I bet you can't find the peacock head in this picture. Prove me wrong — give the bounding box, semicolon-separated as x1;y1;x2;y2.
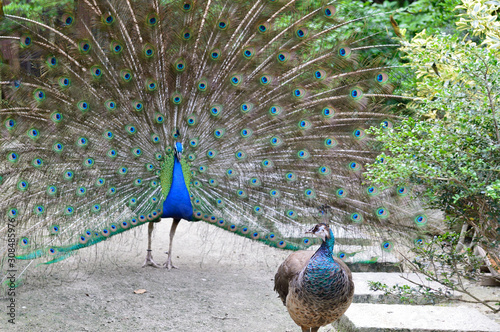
306;223;333;244
175;142;183;161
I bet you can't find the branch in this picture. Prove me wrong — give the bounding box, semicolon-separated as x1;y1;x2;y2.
399;251;500;312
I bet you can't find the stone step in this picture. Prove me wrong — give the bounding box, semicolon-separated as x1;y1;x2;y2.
347;262;401;273
329;227;406;271
331;226;374;246
480;273;500;286
352;272;461;304
335;237;374;246
333;303;500;332
334;246;400;272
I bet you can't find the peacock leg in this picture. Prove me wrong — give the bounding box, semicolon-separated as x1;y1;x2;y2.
142;221;161;268
164;218;180;270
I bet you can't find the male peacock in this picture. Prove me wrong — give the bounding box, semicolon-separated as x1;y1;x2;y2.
275;222;354;332
0;0;428;284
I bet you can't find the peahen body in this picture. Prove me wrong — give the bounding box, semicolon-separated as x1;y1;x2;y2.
275;223;354;332
0;0;428;285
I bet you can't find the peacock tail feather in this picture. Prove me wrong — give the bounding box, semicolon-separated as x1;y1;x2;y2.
0;0;431;279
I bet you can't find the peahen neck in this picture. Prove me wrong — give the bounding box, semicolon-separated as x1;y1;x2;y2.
320;229;336;253
302;229;341;296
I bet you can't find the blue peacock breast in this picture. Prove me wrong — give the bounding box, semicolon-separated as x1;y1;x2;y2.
160;143;194;221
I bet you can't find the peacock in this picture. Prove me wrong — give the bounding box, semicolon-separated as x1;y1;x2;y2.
0;0;429;286
274;222;354;332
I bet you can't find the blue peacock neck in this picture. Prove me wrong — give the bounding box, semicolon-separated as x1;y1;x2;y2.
160;142;194;221
302;228;341;296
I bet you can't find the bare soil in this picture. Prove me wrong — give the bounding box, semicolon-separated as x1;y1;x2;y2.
2;219;320;332
2;219;498;331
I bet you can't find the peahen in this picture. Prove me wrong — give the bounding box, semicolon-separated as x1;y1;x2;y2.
274;222;354;332
0;0;428;284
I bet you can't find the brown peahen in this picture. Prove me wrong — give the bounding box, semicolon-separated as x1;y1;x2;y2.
0;0;429;295
275;222;354;332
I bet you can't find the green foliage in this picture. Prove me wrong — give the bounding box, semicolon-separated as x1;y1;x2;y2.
3;0;75;20
393;0;462;36
368;281;444;305
365;1;500;310
367;38;500;211
366;0;500;250
456;0;500;49
329;0;464;95
331;0;462;39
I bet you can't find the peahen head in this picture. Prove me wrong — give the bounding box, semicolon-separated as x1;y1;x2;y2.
306;223;335;250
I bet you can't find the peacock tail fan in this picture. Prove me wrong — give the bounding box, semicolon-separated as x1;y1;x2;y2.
0;0;431;281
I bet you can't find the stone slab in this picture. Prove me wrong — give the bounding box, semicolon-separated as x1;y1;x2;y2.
352;272;461;304
334;245;400;272
333;303;500;332
348;262;401;273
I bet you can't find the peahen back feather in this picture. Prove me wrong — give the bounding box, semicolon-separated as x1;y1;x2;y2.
0;0;429;280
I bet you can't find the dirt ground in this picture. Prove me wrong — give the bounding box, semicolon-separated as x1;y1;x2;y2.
2;219;499;332
1;219;324;332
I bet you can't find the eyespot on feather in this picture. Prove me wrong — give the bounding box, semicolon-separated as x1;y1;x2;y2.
381;241;394;252
143;44;155;58
230;74;243;86
376;72;389;84
240;102;253;114
217;18;229;30
146;79;158;91
366;186;379;196
375;207;390;219
338;46;351;58
174;58;187;72
350;212;363;223
295;27;309;39
58;76;71;88
276;50;290;63
242;46;255;59
171;92;182;104
210;48;221;60
61;13;75;27
78;40;91;53
110;40;123;54
46;55;58;68
132;100;144;112
323;5;336;18
414;214;428;227
350;87;363;100
336;188;347;198
102;13;115;25
90;66;103;79
181;1;194;12
146;12;159;26
181;28;192;40
257;22;270;34
20;34;32;48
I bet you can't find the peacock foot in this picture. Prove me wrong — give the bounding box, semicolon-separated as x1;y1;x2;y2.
142;250;162;268
163;251;178;270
